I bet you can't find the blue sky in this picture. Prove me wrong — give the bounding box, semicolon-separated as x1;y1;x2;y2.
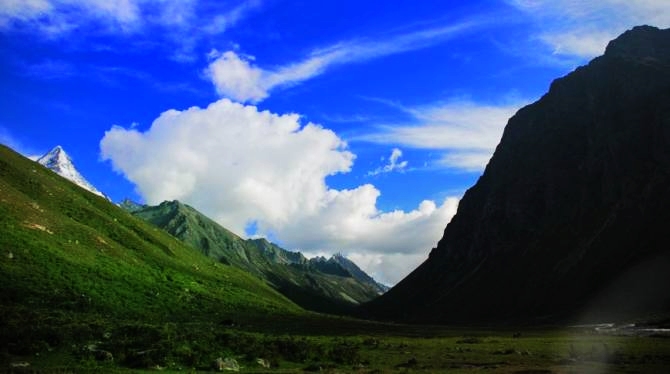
1;0;668;284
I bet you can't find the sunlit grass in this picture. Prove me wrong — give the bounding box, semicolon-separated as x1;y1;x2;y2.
2;144;669;372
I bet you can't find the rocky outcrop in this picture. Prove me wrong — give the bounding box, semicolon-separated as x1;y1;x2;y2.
362;26;670;324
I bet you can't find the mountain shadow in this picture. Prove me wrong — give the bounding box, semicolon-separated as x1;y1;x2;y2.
361;25;670;325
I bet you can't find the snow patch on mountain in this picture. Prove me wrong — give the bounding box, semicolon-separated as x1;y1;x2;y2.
37;146;108;199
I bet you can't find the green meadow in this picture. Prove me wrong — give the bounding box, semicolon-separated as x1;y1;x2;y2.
1;143;669;372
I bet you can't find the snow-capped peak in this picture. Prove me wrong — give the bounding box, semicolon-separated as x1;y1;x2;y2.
37;145;108;199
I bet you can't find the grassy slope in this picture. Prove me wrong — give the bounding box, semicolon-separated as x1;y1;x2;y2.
131;201;382;314
1;144;669;372
0;144;303;366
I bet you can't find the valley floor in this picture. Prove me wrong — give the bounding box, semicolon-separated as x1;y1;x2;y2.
4;315;670;373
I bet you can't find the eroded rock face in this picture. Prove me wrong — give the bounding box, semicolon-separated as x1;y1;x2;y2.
363;26;670;324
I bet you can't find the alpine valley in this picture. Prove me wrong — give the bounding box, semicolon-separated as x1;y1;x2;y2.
2;26;670;373
34;144;388;314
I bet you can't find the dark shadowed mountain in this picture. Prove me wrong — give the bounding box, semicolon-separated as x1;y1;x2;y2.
127;200;386;314
362;26;670;325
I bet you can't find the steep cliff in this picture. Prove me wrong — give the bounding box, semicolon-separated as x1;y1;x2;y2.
363;26;670;324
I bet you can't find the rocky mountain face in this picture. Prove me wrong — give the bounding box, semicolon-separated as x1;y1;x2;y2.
127;200;386;314
362;26;670;324
118;198;146;212
329;254;389;294
36;145;108;199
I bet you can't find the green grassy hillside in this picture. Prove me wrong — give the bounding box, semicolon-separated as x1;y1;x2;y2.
2;145;669;372
0;144;304;367
130;200;384;314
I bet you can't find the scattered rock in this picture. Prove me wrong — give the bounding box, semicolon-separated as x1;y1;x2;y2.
303;363;322;372
94;350;113;361
220;319;237;327
256;358;270;368
396;357;418;368
6;251;13;259
362;337;380;347
214;357;239;371
23;222;53;234
85;343;113;361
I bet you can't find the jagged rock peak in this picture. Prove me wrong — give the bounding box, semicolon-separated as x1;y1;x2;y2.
119;198;146;212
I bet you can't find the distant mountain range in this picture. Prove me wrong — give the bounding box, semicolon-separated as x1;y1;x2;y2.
36;145;108;199
32;144;386;314
125;199;387;313
362;26;670;324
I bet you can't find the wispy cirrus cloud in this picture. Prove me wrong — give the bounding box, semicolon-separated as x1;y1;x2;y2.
356;99;528;172
205;19;486;102
203;0;261;34
367;148;408;176
0;0;260;34
0;0;262;60
508;0;670;58
0;0;142;34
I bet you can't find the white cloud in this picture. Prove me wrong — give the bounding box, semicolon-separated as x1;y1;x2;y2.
204;0;260;34
437;151;495;172
206;51;268;102
0;0;260;41
205;20;483;102
100;99;457;284
367;148;408;176
346;252;428;287
357;99;527;171
509;0;670;58
0;0;51;27
0;0;143;34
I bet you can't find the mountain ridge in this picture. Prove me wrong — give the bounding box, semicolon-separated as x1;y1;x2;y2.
126;199;387;314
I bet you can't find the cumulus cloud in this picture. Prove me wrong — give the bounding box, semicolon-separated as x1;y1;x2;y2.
205;20;483;102
357;99;527;171
509;0;670;58
205;51;268;102
367;148;408;176
100;99;457;285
